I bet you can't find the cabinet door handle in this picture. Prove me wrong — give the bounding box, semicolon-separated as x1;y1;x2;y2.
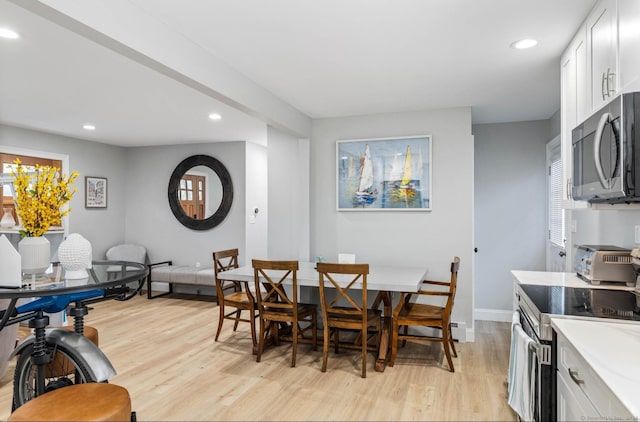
568;368;585;385
606;68;616;96
602;71;607;100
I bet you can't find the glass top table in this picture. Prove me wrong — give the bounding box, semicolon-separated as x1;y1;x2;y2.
0;260;148;299
0;260;149;330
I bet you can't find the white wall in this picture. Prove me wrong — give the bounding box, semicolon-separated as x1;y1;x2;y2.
266;126;311;261
571;208;640;252
124;142;246;267
0;124;127;258
245;141;268;263
473;120;549;315
310;108;475;336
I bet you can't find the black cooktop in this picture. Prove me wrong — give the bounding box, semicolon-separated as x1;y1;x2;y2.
520;284;640;321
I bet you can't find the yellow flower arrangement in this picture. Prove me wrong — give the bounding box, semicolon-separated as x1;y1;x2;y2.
11;159;79;237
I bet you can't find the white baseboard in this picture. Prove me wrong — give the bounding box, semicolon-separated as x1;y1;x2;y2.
149;282;215;296
475;308;513;322
464;327;475;343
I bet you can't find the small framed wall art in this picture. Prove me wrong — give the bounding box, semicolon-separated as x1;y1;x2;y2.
336;135;432;211
85;176;107;208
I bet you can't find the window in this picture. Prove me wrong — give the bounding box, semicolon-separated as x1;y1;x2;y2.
1;153;62;225
548;151;564;247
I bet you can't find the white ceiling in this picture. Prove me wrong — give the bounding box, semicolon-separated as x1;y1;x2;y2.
0;0;597;147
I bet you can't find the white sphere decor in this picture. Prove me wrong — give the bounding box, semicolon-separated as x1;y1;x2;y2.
58;233;92;279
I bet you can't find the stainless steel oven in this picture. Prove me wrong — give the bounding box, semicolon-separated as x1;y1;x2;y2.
513;283;640;421
515;285;555;422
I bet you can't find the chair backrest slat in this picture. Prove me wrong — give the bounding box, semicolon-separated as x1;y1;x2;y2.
317;262;369;318
252;260;299;311
213;248;239;277
446;256;460;315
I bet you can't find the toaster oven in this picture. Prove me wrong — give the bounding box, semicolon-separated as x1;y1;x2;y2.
574;245;635;286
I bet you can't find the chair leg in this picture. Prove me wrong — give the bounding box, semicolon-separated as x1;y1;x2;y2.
448;324;457;357
214;303;225;341
321;324;329;372
334;329;339;353
291;319;298;368
361;326;367;378
232;309;241;331
442;325;455;373
249;311;258;348
256;317;266;363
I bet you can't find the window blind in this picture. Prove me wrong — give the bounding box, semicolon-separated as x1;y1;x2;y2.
549;156;564;247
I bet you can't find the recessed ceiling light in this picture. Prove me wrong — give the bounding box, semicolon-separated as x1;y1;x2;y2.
208;113;222;121
82;124;96;131
511;39;538;49
0;28;19;39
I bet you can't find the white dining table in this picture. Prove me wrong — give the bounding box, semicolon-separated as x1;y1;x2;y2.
221;261;428;372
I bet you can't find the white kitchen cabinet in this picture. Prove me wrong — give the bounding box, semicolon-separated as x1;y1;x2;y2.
618;0;640;93
556;329;633;421
560;0;640;211
557;369;599;421
560;25;588;209
587;0;618;111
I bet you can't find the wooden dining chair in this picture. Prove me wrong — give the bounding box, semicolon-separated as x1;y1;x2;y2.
316;262;381;378
213;248;258;348
390;256;460;372
252;259;317;367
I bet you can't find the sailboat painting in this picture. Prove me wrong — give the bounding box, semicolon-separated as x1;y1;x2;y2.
337;135;432;210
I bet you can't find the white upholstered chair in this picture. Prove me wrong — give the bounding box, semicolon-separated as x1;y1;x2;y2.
105;244;147;281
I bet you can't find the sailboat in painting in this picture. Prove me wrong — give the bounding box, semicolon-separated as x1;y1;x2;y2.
354;144;377;206
385;145;422;207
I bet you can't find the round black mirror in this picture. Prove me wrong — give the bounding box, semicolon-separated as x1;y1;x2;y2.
168;155;233;230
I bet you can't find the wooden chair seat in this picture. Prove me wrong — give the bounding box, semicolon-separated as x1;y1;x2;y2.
327;307;382;326
396;302;444;321
224;291;254;307
9;383;132;421
262;303;316;317
391;257;460;372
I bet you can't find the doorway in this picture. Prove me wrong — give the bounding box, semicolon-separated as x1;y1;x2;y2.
546;136;566;271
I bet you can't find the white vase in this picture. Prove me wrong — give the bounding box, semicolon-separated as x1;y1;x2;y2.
0;208;16;229
18;236;51;275
58;233;92;279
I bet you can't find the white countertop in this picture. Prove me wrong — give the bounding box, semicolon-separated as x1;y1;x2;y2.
551;317;640;417
511;270;634;290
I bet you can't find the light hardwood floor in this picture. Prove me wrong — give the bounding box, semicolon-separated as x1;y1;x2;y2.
0;294;517;421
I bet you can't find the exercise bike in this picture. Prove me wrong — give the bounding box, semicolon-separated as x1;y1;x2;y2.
0;261;147;410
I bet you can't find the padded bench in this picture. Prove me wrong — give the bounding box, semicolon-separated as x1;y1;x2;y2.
146;262;216;299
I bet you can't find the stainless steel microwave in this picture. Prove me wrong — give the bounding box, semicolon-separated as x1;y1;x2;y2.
572;92;640;203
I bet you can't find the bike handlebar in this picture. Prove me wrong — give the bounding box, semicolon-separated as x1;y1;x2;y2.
15;290;106;315
0;282;138;323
